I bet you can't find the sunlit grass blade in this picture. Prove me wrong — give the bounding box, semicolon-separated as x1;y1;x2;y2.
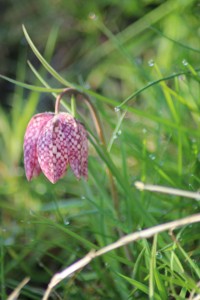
11;50;27;126
43;24;60;62
107;111;127;152
86;0;186;64
178;244;200;278
119;273;161;300
154;63;179;123
154;266;168;300
31;216;97;250
150;26;200;54
149;234;157;299
118;67;200;109
1;74;199;139
27;61;71;113
0;243;6;299
22;25;74;87
0;74;62;93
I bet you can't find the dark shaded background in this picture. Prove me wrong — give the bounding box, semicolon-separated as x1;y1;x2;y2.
0;0;168;109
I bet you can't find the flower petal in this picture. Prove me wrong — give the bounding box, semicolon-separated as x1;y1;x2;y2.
79;122;88;179
64;119;88;180
37;113;75;183
23;112;54;181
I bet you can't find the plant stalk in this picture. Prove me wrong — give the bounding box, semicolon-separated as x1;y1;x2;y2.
55;88;119;212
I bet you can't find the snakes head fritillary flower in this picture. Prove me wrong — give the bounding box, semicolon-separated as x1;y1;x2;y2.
23;112;88;183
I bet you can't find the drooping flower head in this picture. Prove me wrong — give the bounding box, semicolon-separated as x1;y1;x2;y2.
23;89;88;183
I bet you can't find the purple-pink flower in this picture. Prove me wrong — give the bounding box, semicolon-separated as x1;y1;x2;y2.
23;112;88;183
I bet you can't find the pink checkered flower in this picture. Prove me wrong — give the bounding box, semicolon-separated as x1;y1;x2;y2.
23;111;88;183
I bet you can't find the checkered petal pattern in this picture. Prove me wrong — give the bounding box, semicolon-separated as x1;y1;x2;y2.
23;112;54;181
23;112;88;183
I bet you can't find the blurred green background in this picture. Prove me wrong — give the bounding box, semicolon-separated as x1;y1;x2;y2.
1;0;200;299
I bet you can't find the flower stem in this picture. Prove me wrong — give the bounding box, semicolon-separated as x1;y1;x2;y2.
55;88;119;212
70;94;76;118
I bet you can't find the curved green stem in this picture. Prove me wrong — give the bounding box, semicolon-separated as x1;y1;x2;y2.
55;88;119;212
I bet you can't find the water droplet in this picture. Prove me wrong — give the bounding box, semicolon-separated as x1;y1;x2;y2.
178;75;185;81
5;238;14;246
156;252;163;259
113;135;118;140
81;196;86;200
114;106;120;112
88;12;98;20
159;161;164;167
149;154;156;160
64;218;70;225
105;262;110;268
134;292;140;297
188;183;193;189
29;209;36;216
38;261;44;268
135;57;142;65
117;130;122;135
142;128;147;134
193;259;197;264
182;59;188;66
148;59;154;67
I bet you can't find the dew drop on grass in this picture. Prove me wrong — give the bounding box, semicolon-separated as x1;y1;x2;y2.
135;57;143;65
114;106;120;112
38;261;44;268
105;262;110;268
117;129;122;135
5;238;14;246
156;252;163;259
142;128;147;134
88;12;98;20
188;183;194;191
64;219;70;226
29;209;36;216
182;59;188;66
81;196;86;200
148;59;154;67
149;154;156;160
63;218;70;225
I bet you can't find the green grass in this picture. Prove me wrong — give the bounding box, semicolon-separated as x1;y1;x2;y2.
1;1;200;299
